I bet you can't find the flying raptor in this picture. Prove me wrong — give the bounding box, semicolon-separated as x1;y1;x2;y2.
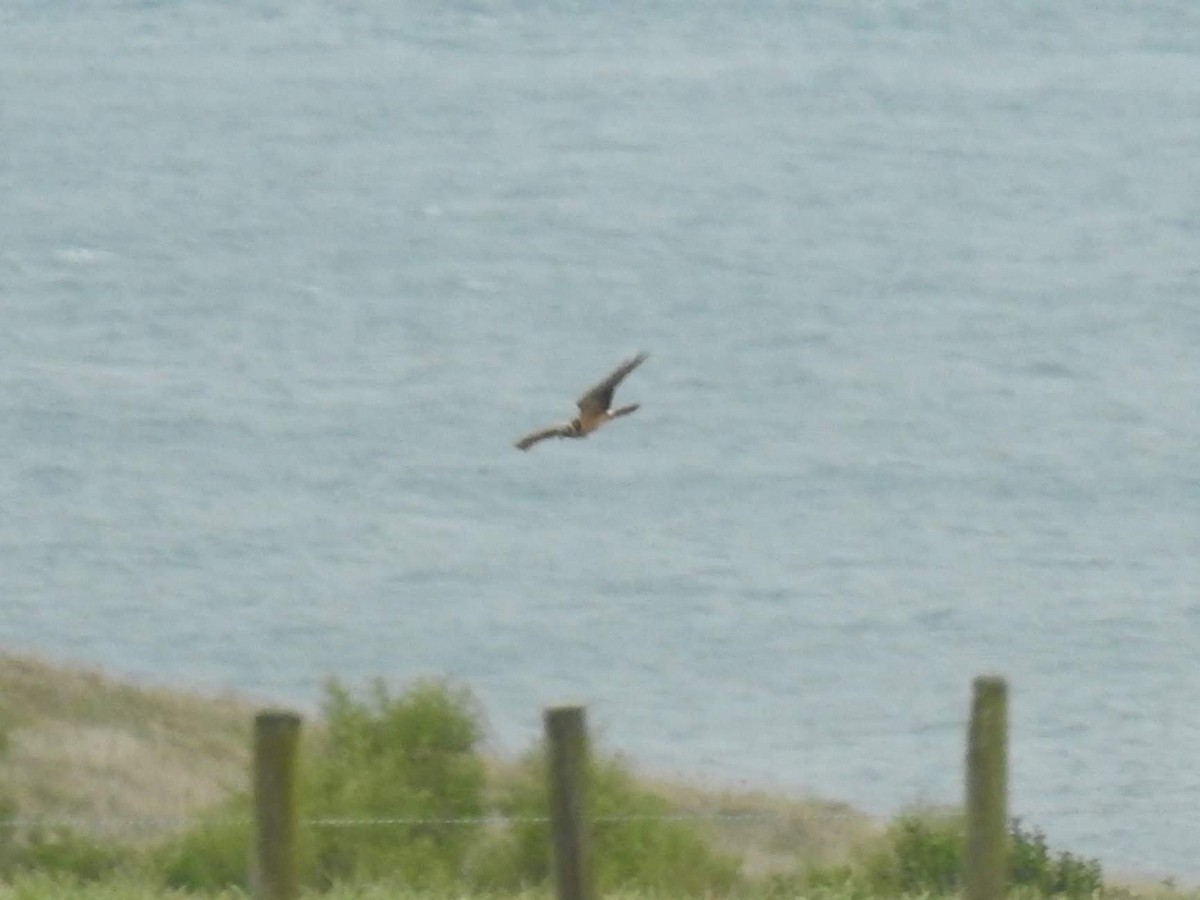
514;351;648;451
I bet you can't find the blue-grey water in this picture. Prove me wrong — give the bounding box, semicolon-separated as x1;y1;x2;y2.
3;0;1200;879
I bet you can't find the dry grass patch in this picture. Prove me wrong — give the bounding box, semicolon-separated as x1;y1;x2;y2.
0;652;251;838
645;778;878;877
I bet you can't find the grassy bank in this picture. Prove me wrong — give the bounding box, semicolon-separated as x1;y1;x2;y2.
0;653;868;865
0;653;1192;899
0;654;250;838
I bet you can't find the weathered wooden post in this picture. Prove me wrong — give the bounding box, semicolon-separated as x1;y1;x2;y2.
544;705;594;900
965;675;1008;900
253;710;302;900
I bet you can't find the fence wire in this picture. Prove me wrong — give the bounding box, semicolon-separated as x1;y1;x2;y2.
0;807;856;833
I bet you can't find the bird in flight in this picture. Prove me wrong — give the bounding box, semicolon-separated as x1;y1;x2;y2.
514;351;648;451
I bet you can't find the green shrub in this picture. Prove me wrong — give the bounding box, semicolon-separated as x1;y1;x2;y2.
477;748;739;894
304;677;488;888
810;809;1103;898
152;677;489;892
861;810;963;895
154;796;252;892
1010;818;1103;898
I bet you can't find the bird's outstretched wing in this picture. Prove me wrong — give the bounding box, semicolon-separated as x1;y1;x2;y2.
514;423;573;452
576;351;648;418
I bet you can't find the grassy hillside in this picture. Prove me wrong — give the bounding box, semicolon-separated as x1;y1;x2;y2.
0;652;1191;899
0;654;250;838
0;652;869;868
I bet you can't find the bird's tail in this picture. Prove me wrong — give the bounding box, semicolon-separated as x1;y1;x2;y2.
610;403;640;418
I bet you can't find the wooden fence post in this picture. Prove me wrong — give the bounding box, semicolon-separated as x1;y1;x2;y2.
965;676;1008;900
544;705;594;900
253;710;302;900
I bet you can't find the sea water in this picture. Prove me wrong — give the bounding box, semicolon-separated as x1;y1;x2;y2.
2;0;1199;879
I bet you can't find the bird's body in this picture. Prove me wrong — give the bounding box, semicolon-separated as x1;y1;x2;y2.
515;352;647;451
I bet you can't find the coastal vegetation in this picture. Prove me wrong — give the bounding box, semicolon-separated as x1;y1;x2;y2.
0;653;1187;899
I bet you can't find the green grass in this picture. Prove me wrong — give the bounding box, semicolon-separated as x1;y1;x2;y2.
0;878;1197;900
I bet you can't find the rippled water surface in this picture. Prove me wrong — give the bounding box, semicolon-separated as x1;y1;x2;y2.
3;0;1200;878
